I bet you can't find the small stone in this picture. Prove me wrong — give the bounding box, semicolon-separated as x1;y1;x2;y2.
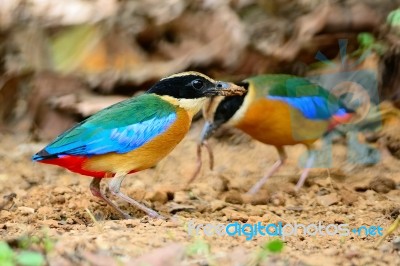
168;203;196;214
18;206;35;214
37;206;53;216
222;208;248;222
40;219;59;228
121;219;140;227
270;193;285;206
68;202;77;209
323;248;339;256
246;215;269;224
242;193;270;205
0;210;11;219
316;187;331;196
173;191;189;203
316;193;339;207
340;190;358;205
53;187;72;195
149;219;164;226
163;221;180;228
224;192;243;204
369;177;396;193
209;176;228;192
50;195;66;204
379;243;392;253
344;247;360;259
210;200;227;212
146;190;169;204
393;236;400;250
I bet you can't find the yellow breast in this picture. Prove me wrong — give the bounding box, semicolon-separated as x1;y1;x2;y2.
236;98;329;147
83;108;191;173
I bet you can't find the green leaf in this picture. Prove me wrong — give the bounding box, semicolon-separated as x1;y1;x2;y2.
18;236;31;250
358;33;375;49
185;239;210;256
42;238;54;253
0;241;15;264
263;239;284;253
16;251;45;266
387;9;400;26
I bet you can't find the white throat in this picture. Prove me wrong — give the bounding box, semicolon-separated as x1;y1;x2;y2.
159;95;207;117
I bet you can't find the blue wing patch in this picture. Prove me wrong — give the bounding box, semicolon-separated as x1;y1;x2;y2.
44;113;177;156
267;96;343;120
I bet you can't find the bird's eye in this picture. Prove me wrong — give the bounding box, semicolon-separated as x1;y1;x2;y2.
191;79;204;90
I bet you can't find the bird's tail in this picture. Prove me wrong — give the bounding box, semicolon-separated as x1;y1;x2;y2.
331;81;371;125
32;148;58;161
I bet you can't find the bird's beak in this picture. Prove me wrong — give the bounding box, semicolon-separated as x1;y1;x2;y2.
205;81;246;96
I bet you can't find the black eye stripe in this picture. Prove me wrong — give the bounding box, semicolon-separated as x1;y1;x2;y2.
147;74;214;99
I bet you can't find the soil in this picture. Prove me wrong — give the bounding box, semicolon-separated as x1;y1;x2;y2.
0;122;399;266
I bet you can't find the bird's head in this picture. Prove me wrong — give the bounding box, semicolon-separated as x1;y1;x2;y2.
146;72;246;116
200;81;249;143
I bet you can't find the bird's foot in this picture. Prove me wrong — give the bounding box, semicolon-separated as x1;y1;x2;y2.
90;178;132;219
113;190;166;220
246;159;284;195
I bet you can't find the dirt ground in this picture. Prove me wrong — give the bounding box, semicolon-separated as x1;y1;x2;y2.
0;121;399;266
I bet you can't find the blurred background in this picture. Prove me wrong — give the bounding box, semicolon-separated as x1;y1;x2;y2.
1;0;400;142
1;1;400;265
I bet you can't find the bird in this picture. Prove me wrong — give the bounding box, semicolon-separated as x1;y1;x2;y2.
196;74;365;194
32;71;246;219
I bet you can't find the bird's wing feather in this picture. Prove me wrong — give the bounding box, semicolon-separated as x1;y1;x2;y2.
247;75;344;120
39;94;177;157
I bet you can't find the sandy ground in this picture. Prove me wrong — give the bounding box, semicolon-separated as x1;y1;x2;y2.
0;121;399;266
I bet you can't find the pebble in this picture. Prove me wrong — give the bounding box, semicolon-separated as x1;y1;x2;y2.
316;187;331;196
146;190;169;204
173;191;189;203
53;186;72;195
50;195;66;204
340;189;358;205
393;236;400;250
224;192;243;204
379;243;392;253
270;193;286;206
209;200;227;212
344;247;360;259
242;193;270;205
121;219;141;227
221;208;248;222
18;206;35;214
323;248;339;256
212;177;229;192
149;219;164;226
316;193;339;207
68;202;77;209
37;206;54;216
369;177;396;193
0;210;11;219
40;219;59;228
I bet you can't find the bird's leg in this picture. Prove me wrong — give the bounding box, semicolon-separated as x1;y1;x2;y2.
185;143;204;187
247;147;287;195
186;140;215;187
109;172;165;219
89;178;131;219
295;149;316;191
